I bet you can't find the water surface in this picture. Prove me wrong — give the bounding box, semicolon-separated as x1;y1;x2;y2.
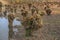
0;17;21;40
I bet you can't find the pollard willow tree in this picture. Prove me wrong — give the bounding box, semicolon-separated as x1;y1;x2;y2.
20;5;45;36
8;13;15;40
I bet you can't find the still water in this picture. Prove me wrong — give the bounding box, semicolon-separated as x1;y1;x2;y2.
0;17;21;40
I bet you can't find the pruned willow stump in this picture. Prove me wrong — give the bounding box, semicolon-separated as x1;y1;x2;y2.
8;13;15;40
21;9;44;37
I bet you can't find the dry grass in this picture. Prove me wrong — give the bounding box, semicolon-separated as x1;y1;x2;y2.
11;14;60;40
